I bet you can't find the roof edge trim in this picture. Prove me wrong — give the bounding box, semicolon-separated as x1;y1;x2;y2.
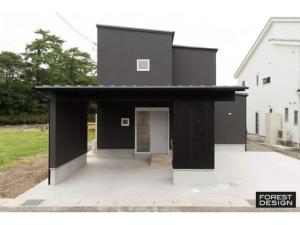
96;24;175;40
173;45;218;52
233;17;300;79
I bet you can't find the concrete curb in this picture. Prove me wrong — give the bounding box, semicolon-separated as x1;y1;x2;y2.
1;206;300;212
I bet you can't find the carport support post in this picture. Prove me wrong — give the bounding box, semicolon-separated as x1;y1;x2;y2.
49;93;88;185
172;100;215;185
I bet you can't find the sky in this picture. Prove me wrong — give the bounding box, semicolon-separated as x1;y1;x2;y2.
1;0;300;85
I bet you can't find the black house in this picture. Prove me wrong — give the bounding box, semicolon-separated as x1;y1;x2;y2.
36;24;247;185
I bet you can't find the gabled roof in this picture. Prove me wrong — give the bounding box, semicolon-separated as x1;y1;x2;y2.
234;17;300;78
96;24;175;41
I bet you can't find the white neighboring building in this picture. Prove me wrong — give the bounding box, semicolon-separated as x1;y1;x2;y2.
234;17;300;147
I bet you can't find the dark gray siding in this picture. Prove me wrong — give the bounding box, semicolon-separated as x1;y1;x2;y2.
172;47;216;85
97;102;135;149
97;101;173;150
215;95;247;144
49;97;87;168
173;101;214;169
97;28;173;85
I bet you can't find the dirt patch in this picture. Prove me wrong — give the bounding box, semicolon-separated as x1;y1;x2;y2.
0;154;48;198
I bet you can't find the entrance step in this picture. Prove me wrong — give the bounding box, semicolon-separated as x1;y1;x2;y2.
150;154;172;167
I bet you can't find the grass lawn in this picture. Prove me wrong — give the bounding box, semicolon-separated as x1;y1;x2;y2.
0;129;48;172
0;128;96;172
88;131;96;142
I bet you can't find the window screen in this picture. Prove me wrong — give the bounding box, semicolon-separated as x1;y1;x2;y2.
137;59;150;71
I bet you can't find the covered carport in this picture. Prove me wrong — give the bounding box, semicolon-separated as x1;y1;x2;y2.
35;85;247;185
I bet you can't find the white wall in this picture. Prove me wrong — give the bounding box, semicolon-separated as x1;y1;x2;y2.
238;21;300;143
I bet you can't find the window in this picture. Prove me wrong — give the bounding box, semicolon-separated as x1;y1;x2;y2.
256;75;259;86
294;110;298;126
121;118;130;127
255;112;259;134
285;108;289;122
137;59;150;71
263;77;271;85
269;108;272;113
242;80;245;86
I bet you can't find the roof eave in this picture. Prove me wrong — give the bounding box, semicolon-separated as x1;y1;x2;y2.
96;24;175;41
173;45;218;52
234;17;274;79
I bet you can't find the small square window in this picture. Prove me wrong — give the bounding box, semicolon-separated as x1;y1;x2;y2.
121;118;130;127
137;59;150;71
263;77;271;85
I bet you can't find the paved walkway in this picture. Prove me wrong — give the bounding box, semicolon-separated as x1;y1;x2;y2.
1;144;300;211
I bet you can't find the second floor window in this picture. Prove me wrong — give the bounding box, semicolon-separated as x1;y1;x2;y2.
263;77;271;85
294;110;298;126
137;59;150;71
285;108;289;122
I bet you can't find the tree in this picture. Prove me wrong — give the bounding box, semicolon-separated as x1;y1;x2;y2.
23;29;65;85
62;47;96;85
23;29;96;86
0;51;24;83
0;51;30;115
0;29;97;117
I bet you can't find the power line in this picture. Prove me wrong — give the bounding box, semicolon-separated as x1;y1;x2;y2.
56;13;97;51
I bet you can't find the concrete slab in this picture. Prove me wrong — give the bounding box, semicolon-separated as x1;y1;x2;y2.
154;199;174;206
39;199;81;207
191;199;231;207
15;145;300;206
228;199;252;207
20;199;44;206
0;199;12;206
173;199;193;206
78;199;100;207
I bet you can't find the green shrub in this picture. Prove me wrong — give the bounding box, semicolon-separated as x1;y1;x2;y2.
88;114;96;122
0;114;48;125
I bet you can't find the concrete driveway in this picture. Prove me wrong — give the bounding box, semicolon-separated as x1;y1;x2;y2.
6;144;300;209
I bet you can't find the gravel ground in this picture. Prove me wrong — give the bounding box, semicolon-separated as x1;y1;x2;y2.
247;140;300;160
0;154;48;198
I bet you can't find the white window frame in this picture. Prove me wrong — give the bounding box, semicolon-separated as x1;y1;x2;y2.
121;118;130;127
136;59;150;71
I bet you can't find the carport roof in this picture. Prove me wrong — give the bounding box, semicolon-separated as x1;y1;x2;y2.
35;85;247;92
35;85;248;101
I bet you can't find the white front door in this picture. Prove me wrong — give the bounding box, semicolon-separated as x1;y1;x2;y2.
135;108;169;154
150;111;169;154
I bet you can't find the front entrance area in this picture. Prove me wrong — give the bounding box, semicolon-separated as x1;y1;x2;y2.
135;108;169;154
